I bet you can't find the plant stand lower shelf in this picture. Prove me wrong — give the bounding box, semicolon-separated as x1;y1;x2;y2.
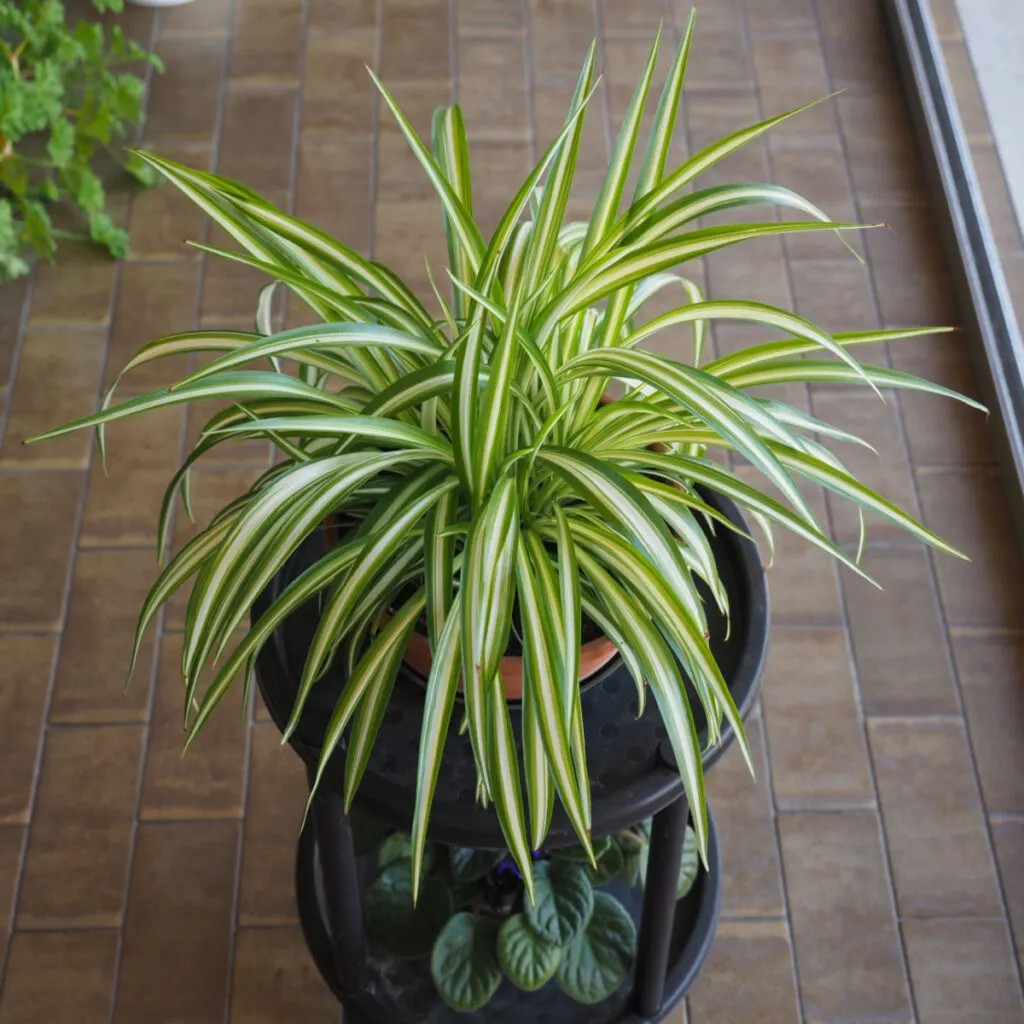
252;487;766;1021
294;777;722;1024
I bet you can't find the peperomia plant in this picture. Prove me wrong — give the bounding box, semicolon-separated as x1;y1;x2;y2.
29;15;982;902
0;0;163;280
364;824;699;1010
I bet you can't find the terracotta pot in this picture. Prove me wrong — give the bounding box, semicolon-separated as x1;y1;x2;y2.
401;627;618;701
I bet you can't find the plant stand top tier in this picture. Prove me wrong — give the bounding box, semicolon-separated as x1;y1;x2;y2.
254;489;768;850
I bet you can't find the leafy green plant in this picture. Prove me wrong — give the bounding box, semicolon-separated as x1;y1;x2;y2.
0;0;163;280
29;16;982;904
366;823;697;1009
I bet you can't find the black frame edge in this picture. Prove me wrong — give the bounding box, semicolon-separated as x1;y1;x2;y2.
882;0;1024;549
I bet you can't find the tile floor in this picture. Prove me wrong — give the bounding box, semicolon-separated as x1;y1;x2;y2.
0;0;1023;1021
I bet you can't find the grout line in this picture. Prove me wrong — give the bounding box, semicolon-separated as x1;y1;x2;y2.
593;0;613;160
368;0;385;262
809;0;1024;1013
0;268;38;453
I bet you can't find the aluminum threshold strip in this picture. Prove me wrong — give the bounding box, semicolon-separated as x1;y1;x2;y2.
882;0;1024;550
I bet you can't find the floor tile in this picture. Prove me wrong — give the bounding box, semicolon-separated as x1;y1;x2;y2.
0;638;55;825
762;628;874;811
0;931;118;1024
869;718;1001;917
114;821;238;1024
781;811;912;1024
18;726;143;929
903;918;1024;1024
230;926;337;1022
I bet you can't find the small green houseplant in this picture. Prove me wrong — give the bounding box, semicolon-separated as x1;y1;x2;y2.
30;19;980;1003
0;0;162;280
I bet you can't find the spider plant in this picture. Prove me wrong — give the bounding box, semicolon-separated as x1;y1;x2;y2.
28;16;981;903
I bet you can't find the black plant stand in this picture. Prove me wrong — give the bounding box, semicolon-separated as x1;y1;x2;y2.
253;488;768;1022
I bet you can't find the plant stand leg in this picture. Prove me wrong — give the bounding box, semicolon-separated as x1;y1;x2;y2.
631;794;688;1019
305;763;367;994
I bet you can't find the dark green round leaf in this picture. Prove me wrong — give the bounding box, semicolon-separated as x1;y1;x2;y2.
431;912;503;1012
677;825;699;899
449;845;505;883
525;860;594;946
586;840;624;885
378;832;412;870
366;859;451;958
497;913;561;991
555;891;637;1005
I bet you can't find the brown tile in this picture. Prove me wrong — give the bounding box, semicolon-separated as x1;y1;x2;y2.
140;633;248;821
0;638;54;824
0;932;118;1024
296;135;373;251
951;632;1024;816
458;0;522;30
707;713;784;918
602;35;671;133
532;83;609;197
741;0;816;39
815;0;898;93
705;237;791;357
839;92;927;205
0;828;22;955
159;0;232;35
18;726;143;928
0;471;82;631
50;550;159;725
842;547;958;716
28;244;117;327
467;141;532;237
458;33;529;139
145;34;228;142
377;83;455;203
992;818;1024;953
972;143;1024;255
381;0;450;81
751;37;829;97
303;30;377;134
931;0;963;40
680;4;753;93
0;275;29;387
164;467;267;630
810;390;920;545
780;811;912;1024
231;0;304;85
788;258;877;333
374;200;451;297
309;0;376;33
762;628;874;811
733;468;844;625
605;0;671;33
916;468;1024;629
218;89;297;194
240;726;311;925
887;328;995;467
869;718;1001;917
128;145;212;260
529;0;596;87
0;328;105;468
685;89;762;153
79;405;185;548
230;926;336;1021
941;39;991;144
106;262;199;392
114;821;238;1024
687;919;798;1024
902;918;1024;1024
